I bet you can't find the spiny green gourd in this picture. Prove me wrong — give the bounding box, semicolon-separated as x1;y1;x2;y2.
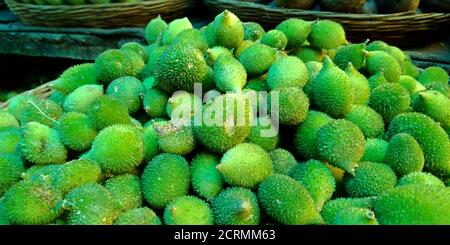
313;56;354;118
63;84;103;113
212;187;260;225
0;128;21;154
368;83;411;123
333;42;367;70
277;87;309;125
20;98;63;128
267;56;308;90
171;28;209;52
275;18;311;50
303;61;323;101
384;133;425;176
346;63;371;105
289;159;336;211
246;117;280;151
374;184;450;224
211;10;244;49
95;49;144;84
261;30;288;50
49;91;66;107
166;91;202;120
54;159;101;194
386;112;450;177
234;40;255;59
294;45;325;63
294;110;333;160
164;196;214;225
309;20;347;49
143;88;169;118
365;51;401;83
321;197;375;224
217;143;272;188
141;45;168;79
397;172;445;187
145;16;167;44
368;71;388;90
361;138;389;163
104;174;142;212
121;42;148;63
23;164;62;185
88;124;144;174
402;59;420;79
142;121;160;162
316;119;365;174
258;174;323;225
2;181;62;224
7;94;39;121
56;112;97;152
206;46;232;66
52;63;98;95
20;122;67;165
0;111;19;129
161;17;193;46
270;148;298;175
239;43;276;77
345;105;385;138
243;22;265;41
412;90;450;135
86;95;132;130
333;207;378;225
141;153;190;209
0;154;25;196
213;54;247;92
153;120;196;155
106;76;145;114
191;152;224;201
418;66;449;88
114;207;162;225
345;161;397;197
143;76;156;91
399;75;421;94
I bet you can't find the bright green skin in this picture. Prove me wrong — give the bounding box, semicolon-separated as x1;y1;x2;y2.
321;197;375;224
86;95;132;130
52;63;98;95
333;43;367;70
333;207;378;225
366;51;401;83
346;63;370;105
57;112;97;152
258;174;323;225
121;42;148;63
141;153;190;209
398;172;445;187
386;46;406;65
161;17;193;45
345;105;385;138
267;56;308;90
0;112;19;129
366;40;389;52
65;184;118;225
385;133;425;176
413;90;450;134
143;121;160;162
243;22;265;41
368;71;388;90
261;30;288;50
374;185;450;224
20;122;67;165
7;94;39;121
316;119;365;174
63;84;104;113
275;18;311;50
164;196;214;225
0;200;10;225
402;61;420;79
206;46;232;66
289;160;336;211
386;112;450;177
277;87;309;126
141;45;168;79
418;66;449;88
0;128;21;155
294;45;324;63
309;20;346;49
194;94;252;154
313;57;354;118
166;92;202;120
114;207;161;225
303;61;323;103
106;76;145;114
23;165;63;186
214;55;247;92
294;110;333;160
212;187;260;225
246;117;280;151
95;49;144;84
143;88;169;118
239;43;276;77
143;76;156;91
234;40;255;59
0;154;25;196
171;28;209;52
89;124;144;174
49;91;66;107
362;138;388;163
211;11;244;49
144;15;167;44
2;181;62;225
54;159;101;194
218;143;273;188
345;161;397;197
368;83;411;123
270;148;297;175
20;98;63;128
153;120;196;155
154;43;208;94
398;75;419;94
105;174;142;212
203;22;217;47
191;153;224;201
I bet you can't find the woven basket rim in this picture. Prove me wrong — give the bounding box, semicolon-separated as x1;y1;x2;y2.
6;0;183;8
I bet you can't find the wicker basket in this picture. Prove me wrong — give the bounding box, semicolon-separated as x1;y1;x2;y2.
5;0;196;28
203;0;450;46
0;82;53;109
